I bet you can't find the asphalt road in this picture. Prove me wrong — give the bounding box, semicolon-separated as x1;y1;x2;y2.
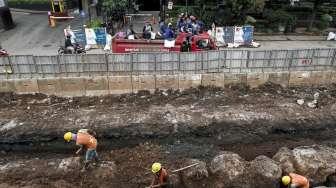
1;12;336;55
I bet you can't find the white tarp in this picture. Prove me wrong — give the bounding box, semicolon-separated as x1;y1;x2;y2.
0;0;5;7
327;32;336;41
104;34;112;51
164;40;175;48
85;28;97;45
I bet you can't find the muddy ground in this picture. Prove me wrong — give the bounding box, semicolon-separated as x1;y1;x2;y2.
1;83;336;187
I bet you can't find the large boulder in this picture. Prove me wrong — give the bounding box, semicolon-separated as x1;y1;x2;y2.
209;151;246;187
273;145;336;184
246;155;282;188
57;157;81;172
180;159;208;188
92;161;117;179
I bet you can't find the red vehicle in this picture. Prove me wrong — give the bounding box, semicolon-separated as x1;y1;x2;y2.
112;32;217;53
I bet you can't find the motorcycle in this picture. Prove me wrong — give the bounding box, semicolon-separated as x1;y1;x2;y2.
0;48;9;57
58;43;86;55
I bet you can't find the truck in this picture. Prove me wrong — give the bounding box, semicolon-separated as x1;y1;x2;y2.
112;32;217;53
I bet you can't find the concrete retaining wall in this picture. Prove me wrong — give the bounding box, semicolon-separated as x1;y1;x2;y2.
3;71;336;96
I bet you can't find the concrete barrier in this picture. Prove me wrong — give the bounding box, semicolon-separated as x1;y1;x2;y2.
331;71;336;83
310;71;333;86
268;72;290;88
59;77;86;97
179;74;202;89
108;76;132;94
224;73;247;87
14;79;39;94
201;73;224;88
0;80;15;93
132;75;156;93
155;75;179;90
85;77;109;96
1;70;336;96
247;73;269;88
37;78;61;95
289;71;313;86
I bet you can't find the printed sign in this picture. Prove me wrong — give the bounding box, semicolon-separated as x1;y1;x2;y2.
94;28;107;45
223;27;234;44
168;1;173;10
85;28;97;45
215;27;225;46
299;59;313;65
234;27;244;44
0;0;5;7
73;29;86;46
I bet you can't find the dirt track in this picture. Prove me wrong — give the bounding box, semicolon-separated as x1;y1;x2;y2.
1;83;336;187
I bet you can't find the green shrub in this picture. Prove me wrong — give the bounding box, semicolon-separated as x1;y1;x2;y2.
8;0;50;10
245;15;257;25
317;14;333;30
266;10;297;33
87;19;103;28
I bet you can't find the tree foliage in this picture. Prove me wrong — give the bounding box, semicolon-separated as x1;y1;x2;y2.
101;0;128;21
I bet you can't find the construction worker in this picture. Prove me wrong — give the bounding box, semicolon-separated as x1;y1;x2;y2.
64;129;98;171
281;173;309;188
149;162;169;188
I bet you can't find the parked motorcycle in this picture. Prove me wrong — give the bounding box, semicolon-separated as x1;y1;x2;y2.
58;43;86;55
0;48;9;57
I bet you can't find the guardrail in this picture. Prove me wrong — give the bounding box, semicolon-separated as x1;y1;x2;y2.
0;48;335;79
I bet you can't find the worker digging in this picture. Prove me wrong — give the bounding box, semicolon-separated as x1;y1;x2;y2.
281;173;309;188
64;129;99;172
148;162;170;188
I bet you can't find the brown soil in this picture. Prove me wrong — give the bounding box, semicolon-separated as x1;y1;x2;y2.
1;83;336;187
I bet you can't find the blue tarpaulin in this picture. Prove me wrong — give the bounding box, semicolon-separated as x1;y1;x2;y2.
242;26;253;44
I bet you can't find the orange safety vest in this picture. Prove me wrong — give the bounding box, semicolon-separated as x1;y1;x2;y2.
76;132;97;149
289;173;309;188
156;168;169;184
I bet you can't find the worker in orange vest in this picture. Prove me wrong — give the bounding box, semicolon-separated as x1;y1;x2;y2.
281;173;309;188
64;129;98;171
149;162;170;188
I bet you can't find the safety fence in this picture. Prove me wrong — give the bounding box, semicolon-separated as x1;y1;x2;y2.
0;48;335;79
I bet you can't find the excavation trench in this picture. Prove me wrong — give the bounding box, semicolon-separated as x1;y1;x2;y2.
1;84;336;187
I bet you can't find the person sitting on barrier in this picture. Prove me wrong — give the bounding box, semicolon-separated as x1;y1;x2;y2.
64;35;75;54
143;21;153;40
125;24;136;39
163;23;175;40
176;13;186;33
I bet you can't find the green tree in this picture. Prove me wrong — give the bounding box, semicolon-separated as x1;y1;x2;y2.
222;0;265;24
101;0;128;21
307;0;323;31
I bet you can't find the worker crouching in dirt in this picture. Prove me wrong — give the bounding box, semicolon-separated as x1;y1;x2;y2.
64;129;99;172
149;162;170;188
281;173;309;188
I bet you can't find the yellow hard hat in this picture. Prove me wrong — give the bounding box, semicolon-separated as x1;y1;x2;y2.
64;132;72;142
282;176;291;185
151;163;162;173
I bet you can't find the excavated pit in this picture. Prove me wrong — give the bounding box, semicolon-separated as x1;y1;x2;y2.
1;83;336;187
